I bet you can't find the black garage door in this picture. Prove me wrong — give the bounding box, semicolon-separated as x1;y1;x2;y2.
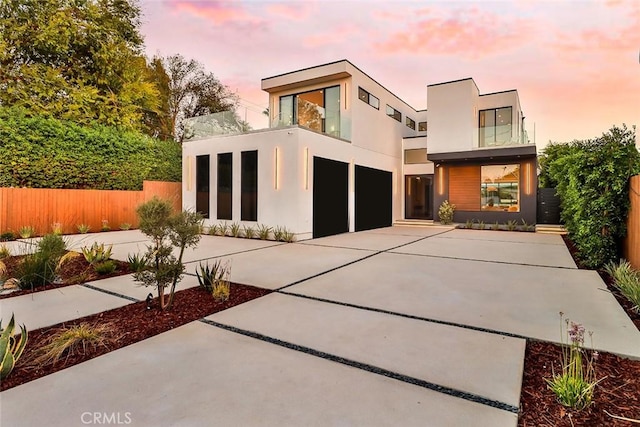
313;157;349;238
355;165;392;231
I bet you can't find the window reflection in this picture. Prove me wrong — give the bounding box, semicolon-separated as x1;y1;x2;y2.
480;164;519;212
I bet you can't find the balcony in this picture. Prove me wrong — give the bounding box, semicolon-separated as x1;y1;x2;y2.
479;125;530;148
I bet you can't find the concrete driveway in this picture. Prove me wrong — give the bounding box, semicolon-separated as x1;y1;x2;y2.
2;226;639;427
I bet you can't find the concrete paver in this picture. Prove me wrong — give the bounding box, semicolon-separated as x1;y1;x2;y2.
299;231;424;251
184;242;375;290
439;229;566;245
287;252;640;358
209;292;526;407
0;321;518;427
0;285;130;330
363;225;453;237
392;232;577;268
85;273;200;302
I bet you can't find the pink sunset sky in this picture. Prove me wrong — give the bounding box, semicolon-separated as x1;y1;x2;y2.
139;0;639;150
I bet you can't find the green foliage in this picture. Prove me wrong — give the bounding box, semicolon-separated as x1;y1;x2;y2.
273;226;285;242
230;222;241;238
438;200;455;225
545;314;600;410
81;243;113;266
545;125;640;268
218;222;229;237
127;253;148;273
0;0;160;133
0;107;181;190
464;219;473;229
18;234;67;289
242;225;255;239
34;323;114;366
604;260;640;313
506;220;518;231
18;226;35;239
77;224;90;234
0;244;10;259
119;223;132;231
94;261;117;275
100;220;111;232
282;229;296;243
133;197;202;310
51;222;63;235
0;314;28;380
208;224;219;236
196;259;231;302
491;221;500;231
257;224;271;240
478;221;485;230
0;231;16;242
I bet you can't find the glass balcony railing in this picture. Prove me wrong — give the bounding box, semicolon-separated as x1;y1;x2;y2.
479;125;530;147
183;111;251;140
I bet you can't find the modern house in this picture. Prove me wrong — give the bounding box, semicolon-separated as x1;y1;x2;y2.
182;60;536;239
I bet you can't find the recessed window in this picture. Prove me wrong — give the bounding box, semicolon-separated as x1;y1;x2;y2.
386;105;401;122
479;107;512;146
217;153;232;220
404;149;428;164
358;87;379;109
481;164;519;212
406;117;416;130
278;86;341;138
418;121;427;132
241;151;258;221
196;155;210;218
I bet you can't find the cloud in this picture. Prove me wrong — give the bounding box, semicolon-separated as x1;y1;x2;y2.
375;8;534;58
167;0;264;25
303;25;358;48
266;2;314;21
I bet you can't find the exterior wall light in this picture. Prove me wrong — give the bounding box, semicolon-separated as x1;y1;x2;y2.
304;147;309;190
274;147;280;190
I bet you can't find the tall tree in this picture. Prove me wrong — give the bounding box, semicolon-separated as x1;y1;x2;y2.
156;54;241;142
0;0;159;131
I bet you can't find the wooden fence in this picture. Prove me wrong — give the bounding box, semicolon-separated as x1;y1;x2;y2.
0;181;181;236
625;175;640;269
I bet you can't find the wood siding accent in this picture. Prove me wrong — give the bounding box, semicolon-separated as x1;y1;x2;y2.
0;181;181;236
449;165;481;211
625;175;640;269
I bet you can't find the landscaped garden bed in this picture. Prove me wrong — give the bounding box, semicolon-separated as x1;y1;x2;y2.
1;282;270;391
517;234;640;426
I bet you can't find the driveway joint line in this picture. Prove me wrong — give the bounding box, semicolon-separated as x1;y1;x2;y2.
276;229;454;292
199;318;519;414
81;283;140;302
277;290;529;341
295;242;380;252
388;250;578;270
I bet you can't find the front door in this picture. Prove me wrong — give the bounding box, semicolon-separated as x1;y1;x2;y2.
405;175;433;220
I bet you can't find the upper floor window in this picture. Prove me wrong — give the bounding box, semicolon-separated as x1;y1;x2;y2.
406;117;416;130
479;107;512;147
418;121;427;132
386;105;401;122
358;87;379;109
404;149;428;164
278;86;341;138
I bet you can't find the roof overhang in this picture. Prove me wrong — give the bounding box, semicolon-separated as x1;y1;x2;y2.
427;145;537;163
261;60;352;93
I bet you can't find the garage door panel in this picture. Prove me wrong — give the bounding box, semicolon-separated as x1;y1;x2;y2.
355;165;392;232
313;157;349;238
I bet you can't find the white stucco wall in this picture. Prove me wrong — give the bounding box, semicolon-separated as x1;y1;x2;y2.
183;127;402;240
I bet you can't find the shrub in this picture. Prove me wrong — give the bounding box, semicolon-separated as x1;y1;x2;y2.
94;261;117;275
51;223;63;235
257;224;271;240
196;259;231;302
464;219;473;229
119;223;131;231
0;231;16;242
17;234;69;289
0;244;10;259
218;222;229;237
18;226;35;239
438;200;455;225
478;221;486;230
604;260;640;313
242;225;256;239
506;220;518;231
273;226;285;241
127;253;148;273
38;234;66;258
34;323;114;365
230;222;241;238
543;125;640;268
282;229;296;243
208;224;219;236
545;313;600;410
101;220;110;232
491;221;500;231
0;314;28;380
76;224;90;234
81;243;113;266
133;197;202;310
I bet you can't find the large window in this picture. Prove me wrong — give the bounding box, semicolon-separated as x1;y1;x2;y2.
217;153;232;220
404;149;428;164
480;164;519;212
386;105;401;122
358;87;379;109
479;107;512;146
196;155;210;218
278;86;340;137
241;150;258;221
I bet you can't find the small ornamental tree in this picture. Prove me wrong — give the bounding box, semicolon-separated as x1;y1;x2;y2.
134;197;202;310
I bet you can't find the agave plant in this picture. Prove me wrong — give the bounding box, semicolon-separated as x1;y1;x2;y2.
273;226;285;242
82;243;113;266
18;226;35;239
243;225;256;239
76;223;91;234
127;253;148;273
257;224;271;240
218;222;229;237
208;224;219;236
230;222;242;238
0;314;28;380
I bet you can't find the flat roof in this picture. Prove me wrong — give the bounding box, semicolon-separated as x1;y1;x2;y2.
427;145;537;163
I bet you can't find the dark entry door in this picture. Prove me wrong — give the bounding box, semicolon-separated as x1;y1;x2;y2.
405;175;433;220
355;165;392;231
313;157;349;238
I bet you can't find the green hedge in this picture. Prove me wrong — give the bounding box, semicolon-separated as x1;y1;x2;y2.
0;107;181;190
541;125;640;268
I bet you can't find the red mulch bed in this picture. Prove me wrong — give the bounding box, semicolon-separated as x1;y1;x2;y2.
2;283;270;391
517;234;640;426
1;253;131;299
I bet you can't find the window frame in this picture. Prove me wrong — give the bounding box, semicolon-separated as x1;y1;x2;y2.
479;106;513;146
358;86;380;110
418;121;427;132
406;116;416;130
480;163;520;212
386;105;402;122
